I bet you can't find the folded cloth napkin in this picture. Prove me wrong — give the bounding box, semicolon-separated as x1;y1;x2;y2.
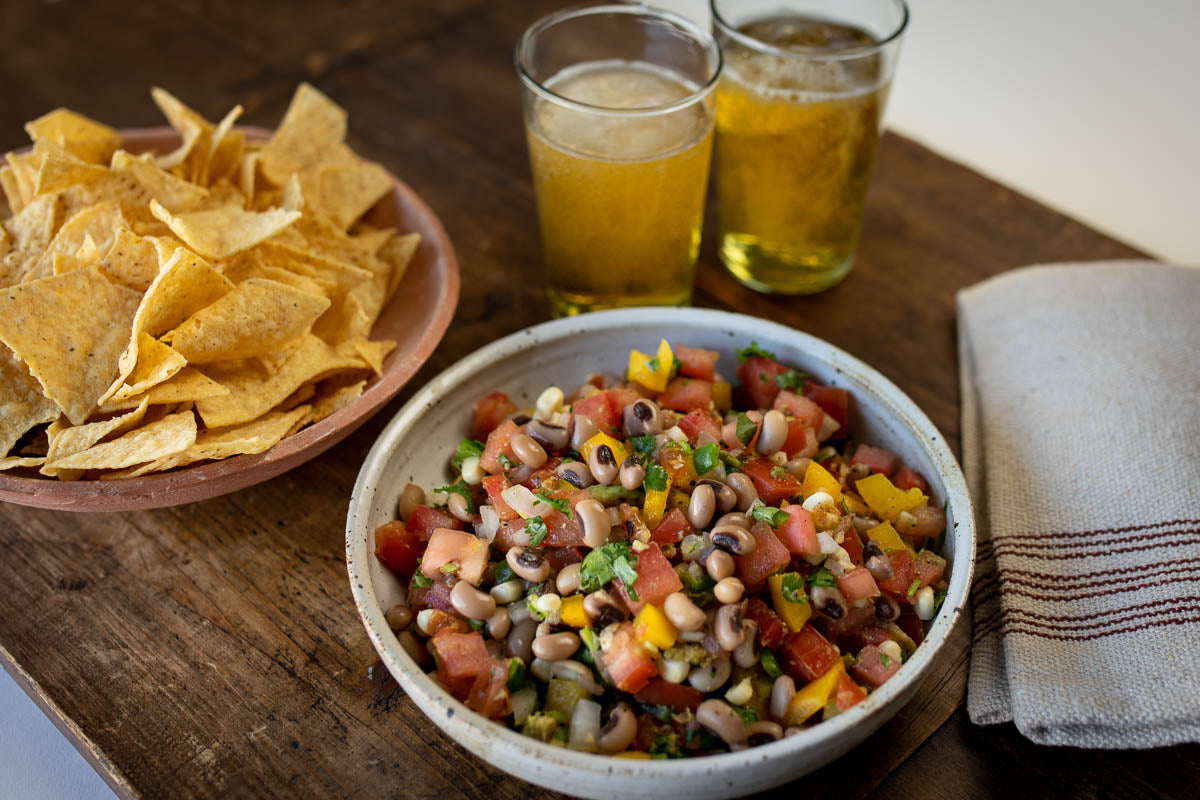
959;260;1200;748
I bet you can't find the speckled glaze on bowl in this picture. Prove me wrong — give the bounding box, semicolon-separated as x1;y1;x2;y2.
346;308;974;800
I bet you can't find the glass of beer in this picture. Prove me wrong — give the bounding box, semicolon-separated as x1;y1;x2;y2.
516;5;721;316
711;0;908;294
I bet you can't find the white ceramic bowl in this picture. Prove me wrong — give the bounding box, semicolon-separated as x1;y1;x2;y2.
346;308;974;799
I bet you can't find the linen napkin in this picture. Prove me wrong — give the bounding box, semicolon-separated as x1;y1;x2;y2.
959;260;1200;748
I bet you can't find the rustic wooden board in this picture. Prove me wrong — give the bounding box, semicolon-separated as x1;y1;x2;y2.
3;1;1193;798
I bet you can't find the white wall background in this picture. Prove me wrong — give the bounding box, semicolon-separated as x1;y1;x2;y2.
1;3;1196;800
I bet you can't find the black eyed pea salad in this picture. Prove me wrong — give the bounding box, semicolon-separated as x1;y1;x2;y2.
372;340;951;757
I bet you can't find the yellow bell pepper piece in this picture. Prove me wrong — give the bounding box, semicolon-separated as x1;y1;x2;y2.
580;432;630;469
659;443;696;486
784;661;845;726
768;573;813;632
668;490;691;513
560;594;588;627
633;603;678;649
800;460;842;503
614;751;652;759
642;482;671;530
866;520;913;553
856;473;928;523
627;339;674;392
711;379;732;410
841;492;870;516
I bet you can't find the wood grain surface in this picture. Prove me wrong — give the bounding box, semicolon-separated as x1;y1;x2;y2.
1;1;1193;798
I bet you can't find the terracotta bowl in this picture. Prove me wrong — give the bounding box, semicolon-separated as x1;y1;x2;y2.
346;308;975;799
0;127;459;512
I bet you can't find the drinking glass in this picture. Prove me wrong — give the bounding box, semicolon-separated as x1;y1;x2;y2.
516;5;721;316
711;0;908;294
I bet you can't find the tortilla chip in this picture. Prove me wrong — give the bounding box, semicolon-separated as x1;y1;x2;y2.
342;337;395;376
311;379;365;423
25;109;122;165
98;228;162;291
0;456;45;471
52;234;102;275
308;159;392;230
222;254;330;298
259;83;348;186
0;344;60;456
351;225;395;256
239;150;260;201
5;152;40;207
99;366;229;412
31;201;126;278
42;397;150;476
1;166;25;214
46;409;196;471
149;199;300;259
166;277;330;363
206;106;245;186
381;232;420;303
0;267;141;424
195;333;365;428
109;334;187;402
110;151;209;212
275;381;316;412
33;141;110;196
2;192;61;283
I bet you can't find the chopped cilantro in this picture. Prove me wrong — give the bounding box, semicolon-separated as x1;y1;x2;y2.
580;542;639;600
731;705;757;725
735;413;757;446
880;652;891;669
933;588;948;615
647;355;661;372
686;725;724;750
760;648;783;679
692;442;719;475
411;571;433;589
506;658;528;692
736;341;776;363
468;618;485;631
643;463;669;492
534;491;573;518
525;516;549;547
770;465;790;480
906;578;922;598
493;560;514;584
807;567;837;587
452;438;485;469
719;451;742;472
750;502;789;527
774;369;808;393
641;703;673;722
612;554;640;600
815;446;839;463
434;480;476;513
629;434;658;456
649;734;683;758
780;573;808;604
670;356;683;376
498;453;517;470
580;627;600;654
526;594;546;621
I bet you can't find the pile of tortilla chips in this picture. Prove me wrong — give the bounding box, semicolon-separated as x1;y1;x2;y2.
0;84;417;480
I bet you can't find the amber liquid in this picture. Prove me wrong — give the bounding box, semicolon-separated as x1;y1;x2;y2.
525;61;714;316
716;16;887;294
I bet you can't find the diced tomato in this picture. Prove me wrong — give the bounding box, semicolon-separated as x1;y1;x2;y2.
650;508;693;545
677;408;723;444
481;475;518;521
841;524;865;565
855;625;894;649
775;505;819;556
804;384;848;431
480;419;520;475
657;377;713;412
465;658;511;718
780;625;840;683
877;548;916;598
737;356;789;410
471;392;517;441
674;344;719;381
406;505;463;541
523;456;563;490
736;522;792;593
741;457;803;504
851;444;897;476
913;550;947;589
374;520;425;576
774;391;825;431
408;574;455;611
781;420;818;458
635;678;705;712
431;630;491;690
573;388;642;435
544;546;585;572
852;643;900;687
902;505;946;539
896;606;926;645
420;528;490;585
813;602;875;648
893;465;930;494
603;623;658;693
745;597;788;648
493;507;585;552
837;567;881;603
616;543;683;613
834;671;867;710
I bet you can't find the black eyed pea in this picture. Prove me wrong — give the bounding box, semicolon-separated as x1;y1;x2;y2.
724;472;759;511
622;398;663;437
397;630;429;667
663;591;706;632
746;721;783;747
570;414;600;452
705;549;736;582
714;576;745;605
505;617;538;662
811;585;849;620
385;604;413;631
487;606;511;639
733;619;758;669
524;419;569;452
785;457;811;478
550;659;603;695
688;657;732;692
875;594;901;623
531;631;580;662
597;702;637;753
695;699;748;746
450;580;497;620
713;511;751;530
397;483;425;521
447;492;474;523
588;443;620;485
770;675;796;722
509;433;548;469
506;546;550;582
698;478;738;514
582;590;626;628
490;578;525;605
687;482;716;529
756;409;788;455
557;460;595;488
555;562;582;596
619;454;646;491
710;525;757;556
576;498;612;549
714;603;746;652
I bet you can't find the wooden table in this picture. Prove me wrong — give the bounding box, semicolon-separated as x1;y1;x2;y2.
1;2;1193;798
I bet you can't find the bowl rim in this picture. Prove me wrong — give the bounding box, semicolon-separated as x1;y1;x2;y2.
346;306;975;781
0;125;460;511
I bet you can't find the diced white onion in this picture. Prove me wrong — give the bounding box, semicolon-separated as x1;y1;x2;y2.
500;484;552;519
665;425;688;443
415;609;437;636
817;531;839;555
461;455;485;485
477;505;500;542
802;491;835;513
725;677;753;706
769;451;788;466
660;658;690;684
817;414;841;442
511;687;538;727
879;639;903;665
535;593;562;615
535;386;565;419
569;698;601;751
915;585;936;620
